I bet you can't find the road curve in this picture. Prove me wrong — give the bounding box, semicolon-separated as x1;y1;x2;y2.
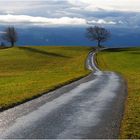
0;51;127;139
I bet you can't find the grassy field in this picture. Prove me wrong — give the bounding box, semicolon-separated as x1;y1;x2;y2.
0;46;91;110
97;47;140;139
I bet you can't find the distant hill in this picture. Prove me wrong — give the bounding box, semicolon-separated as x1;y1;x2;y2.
0;25;140;47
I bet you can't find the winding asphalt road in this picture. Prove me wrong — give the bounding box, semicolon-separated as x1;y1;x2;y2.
0;51;127;139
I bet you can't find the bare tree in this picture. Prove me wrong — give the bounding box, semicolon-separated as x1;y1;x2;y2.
86;26;110;48
2;26;18;47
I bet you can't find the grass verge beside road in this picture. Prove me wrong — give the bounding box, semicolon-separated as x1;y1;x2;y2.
0;46;91;110
96;47;140;139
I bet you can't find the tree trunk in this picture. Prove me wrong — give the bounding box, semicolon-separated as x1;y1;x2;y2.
96;40;101;51
97;40;101;48
11;41;14;47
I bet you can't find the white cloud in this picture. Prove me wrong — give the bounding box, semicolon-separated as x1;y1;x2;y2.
88;19;116;25
0;0;140;16
0;14;86;25
0;1;43;14
0;1;139;28
0;14;117;26
68;0;140;12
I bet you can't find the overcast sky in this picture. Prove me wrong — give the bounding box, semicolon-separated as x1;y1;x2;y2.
0;0;140;27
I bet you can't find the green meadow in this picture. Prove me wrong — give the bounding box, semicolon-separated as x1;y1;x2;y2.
97;48;140;139
0;46;91;109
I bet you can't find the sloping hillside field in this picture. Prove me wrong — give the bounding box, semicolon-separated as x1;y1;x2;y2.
97;48;140;139
0;46;91;109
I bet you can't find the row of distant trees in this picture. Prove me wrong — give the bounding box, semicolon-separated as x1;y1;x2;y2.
0;26;110;48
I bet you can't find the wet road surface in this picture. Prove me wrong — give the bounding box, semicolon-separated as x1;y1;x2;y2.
0;51;127;139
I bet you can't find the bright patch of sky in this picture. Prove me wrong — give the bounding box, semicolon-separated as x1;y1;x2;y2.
0;0;139;27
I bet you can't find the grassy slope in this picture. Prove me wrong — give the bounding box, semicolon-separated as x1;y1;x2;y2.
0;46;91;109
97;48;140;139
